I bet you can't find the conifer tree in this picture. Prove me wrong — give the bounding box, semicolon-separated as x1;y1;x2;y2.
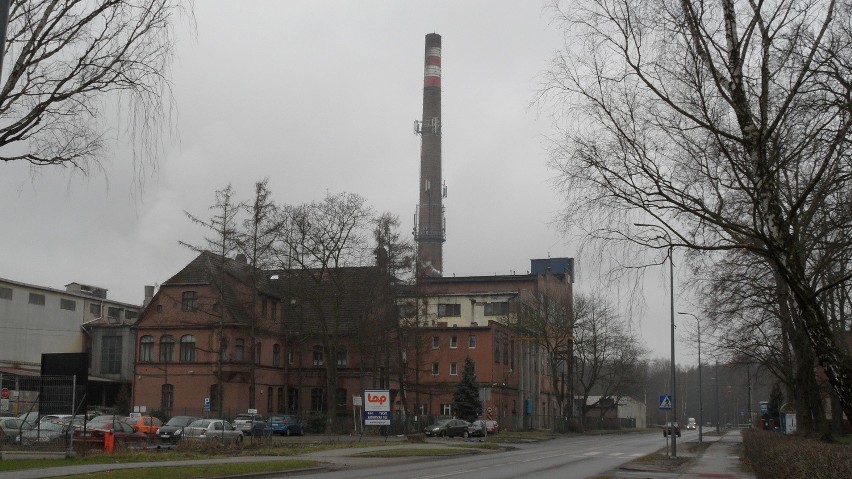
452;357;482;422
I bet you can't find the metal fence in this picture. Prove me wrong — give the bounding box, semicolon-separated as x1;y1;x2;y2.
0;374;83;451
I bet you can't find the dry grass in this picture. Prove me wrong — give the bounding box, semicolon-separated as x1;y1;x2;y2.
742;429;852;479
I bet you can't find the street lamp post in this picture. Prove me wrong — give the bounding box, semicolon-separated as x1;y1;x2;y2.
678;311;703;443
635;223;677;458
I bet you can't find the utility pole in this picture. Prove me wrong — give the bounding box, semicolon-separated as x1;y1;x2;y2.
715;359;720;434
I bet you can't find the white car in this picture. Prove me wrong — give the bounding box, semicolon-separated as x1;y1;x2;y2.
182;419;243;443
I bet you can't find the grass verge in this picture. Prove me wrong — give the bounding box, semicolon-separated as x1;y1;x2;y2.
56;460;316;479
354;448;473;457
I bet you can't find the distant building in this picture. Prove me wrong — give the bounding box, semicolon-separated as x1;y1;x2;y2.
398;260;574;430
0;277;141;410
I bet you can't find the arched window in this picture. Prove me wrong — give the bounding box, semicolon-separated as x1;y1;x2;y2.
210;384;222;413
235;338;245;361
180;334;196;362
181;291;198;311
160;335;175;363
139;335;154;363
272;344;281;367
161;384;174;411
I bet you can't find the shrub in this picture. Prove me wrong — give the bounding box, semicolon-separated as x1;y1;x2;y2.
742;429;852;479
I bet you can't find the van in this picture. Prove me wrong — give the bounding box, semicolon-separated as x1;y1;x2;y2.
687;417;696;430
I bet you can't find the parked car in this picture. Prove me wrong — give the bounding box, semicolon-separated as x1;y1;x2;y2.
233;414;263;434
424;419;471;438
686;417;696;430
17;411;41;426
248;420;273;438
18;419;72;446
157;416;201;442
663;421;681;437
0;418;32;444
268;415;304;436
182;419;243;443
467;419;499;437
75;417;149;448
128;415;163;435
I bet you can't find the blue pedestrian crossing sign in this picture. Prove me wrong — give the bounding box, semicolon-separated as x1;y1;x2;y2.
659;395;672;410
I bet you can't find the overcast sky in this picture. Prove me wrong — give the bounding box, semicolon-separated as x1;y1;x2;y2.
1;1;689;361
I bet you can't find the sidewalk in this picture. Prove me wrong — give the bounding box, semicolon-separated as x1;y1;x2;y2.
678;429;754;478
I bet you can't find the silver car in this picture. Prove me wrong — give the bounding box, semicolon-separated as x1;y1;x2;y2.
182;419;243;443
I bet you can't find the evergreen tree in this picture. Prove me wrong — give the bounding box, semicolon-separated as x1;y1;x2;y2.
452;357;482;422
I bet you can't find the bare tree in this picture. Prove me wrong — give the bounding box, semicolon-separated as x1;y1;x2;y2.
235;179;279;410
541;0;852;422
275;191;373;431
509;285;574;418
182;184;241;418
0;0;190;176
571;293;644;430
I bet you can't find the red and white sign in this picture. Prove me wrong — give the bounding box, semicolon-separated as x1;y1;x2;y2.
363;389;391;426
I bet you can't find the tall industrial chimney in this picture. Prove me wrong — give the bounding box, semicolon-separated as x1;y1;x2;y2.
414;33;445;277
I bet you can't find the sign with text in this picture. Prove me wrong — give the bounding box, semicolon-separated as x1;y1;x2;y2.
363;389;391;425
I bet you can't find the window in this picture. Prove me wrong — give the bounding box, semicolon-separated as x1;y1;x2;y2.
215;337;226;361
431;362;439;376
441;404;452;416
287;388;299;412
311;388;325;412
161;384;174;411
60;298;76;311
181;291;198;312
101;336;122;374
28;293;45;306
312;346;324;366
212;302;220;313
267;387;273;413
432;336;439;349
495;334;501;363
450;336;458;348
272;344;281;367
468;335;476;348
450;362;458;376
271;301;278;321
336;348;347;367
504;337;510;365
108;307;120;320
125;310;137;320
0;286;11;300
277;388;285;413
90;303;101;315
209;384;222;413
254;342;261;364
180;335;196;362
437;303;461;317
485;302;509;316
156;304;163;313
336;388;347;409
235;338;245;361
139;335;154;363
287;349;295;365
160;335;175;362
262;298;268;316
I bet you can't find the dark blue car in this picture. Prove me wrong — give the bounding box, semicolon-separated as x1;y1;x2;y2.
268;415;303;436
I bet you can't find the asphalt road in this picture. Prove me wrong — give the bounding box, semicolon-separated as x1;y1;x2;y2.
291;429;700;479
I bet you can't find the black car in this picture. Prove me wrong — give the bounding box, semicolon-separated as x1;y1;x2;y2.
663;421;681;437
424;419;471;438
157;416;201;442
